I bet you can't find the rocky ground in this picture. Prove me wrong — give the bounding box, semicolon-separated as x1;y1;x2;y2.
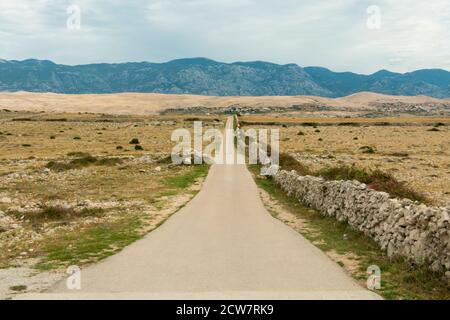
0;113;214;299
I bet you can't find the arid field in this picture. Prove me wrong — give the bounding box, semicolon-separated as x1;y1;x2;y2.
0;111;222;298
241;116;450;205
0;96;449;299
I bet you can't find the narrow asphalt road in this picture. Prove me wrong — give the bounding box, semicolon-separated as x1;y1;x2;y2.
20;117;380;299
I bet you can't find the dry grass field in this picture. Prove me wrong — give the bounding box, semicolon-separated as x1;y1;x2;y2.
0;111;222;298
1;91;448;115
0;96;449;298
241;116;450;205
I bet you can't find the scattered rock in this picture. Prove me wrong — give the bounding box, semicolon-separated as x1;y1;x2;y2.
0;196;12;204
0;210;19;232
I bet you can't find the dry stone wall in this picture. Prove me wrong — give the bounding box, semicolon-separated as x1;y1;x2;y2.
273;169;450;277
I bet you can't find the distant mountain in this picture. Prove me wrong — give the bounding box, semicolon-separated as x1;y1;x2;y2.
0;58;449;98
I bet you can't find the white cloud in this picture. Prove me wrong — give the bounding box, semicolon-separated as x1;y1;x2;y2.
0;0;449;73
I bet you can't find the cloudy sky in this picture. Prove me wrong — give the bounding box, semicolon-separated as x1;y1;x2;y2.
0;0;449;74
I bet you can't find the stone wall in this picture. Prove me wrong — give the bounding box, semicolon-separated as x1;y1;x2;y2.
273;170;450;277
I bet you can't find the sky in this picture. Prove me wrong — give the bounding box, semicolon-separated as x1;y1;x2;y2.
0;0;449;74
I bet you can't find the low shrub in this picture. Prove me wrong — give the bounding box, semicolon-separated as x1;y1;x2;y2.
360;145;376;154
279;153;310;176
129;138;140;144
9;205;104;227
389;152;409;157
316;166;428;203
46;153;122;172
277;154;428;203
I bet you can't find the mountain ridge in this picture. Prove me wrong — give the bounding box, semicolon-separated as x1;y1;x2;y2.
0;57;449;98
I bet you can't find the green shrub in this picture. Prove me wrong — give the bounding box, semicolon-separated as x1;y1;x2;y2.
297;131;305;136
135;145;144;151
9;205;104;227
129;138;140;144
316;165;428;203
277;154;428;203
360;145;375;154
389;152;409;157
73;136;81;140
279;153;310;175
300;122;318;127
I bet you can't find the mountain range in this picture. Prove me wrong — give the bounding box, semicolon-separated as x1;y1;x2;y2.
0;58;449;98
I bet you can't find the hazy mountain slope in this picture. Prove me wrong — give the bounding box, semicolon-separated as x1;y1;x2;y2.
0;58;449;98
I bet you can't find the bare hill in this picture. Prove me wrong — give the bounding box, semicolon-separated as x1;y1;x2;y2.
0;91;448;115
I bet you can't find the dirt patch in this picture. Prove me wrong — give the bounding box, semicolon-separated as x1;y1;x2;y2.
258;188;313;234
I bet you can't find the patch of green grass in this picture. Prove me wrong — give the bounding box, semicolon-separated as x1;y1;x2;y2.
248;165;449;300
163;164;209;189
35;216;142;271
33;165;210;271
9;285;27;292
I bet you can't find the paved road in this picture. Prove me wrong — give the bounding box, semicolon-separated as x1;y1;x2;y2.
20;118;380;299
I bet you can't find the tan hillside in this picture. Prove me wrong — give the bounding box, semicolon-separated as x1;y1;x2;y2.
0;91;448;115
